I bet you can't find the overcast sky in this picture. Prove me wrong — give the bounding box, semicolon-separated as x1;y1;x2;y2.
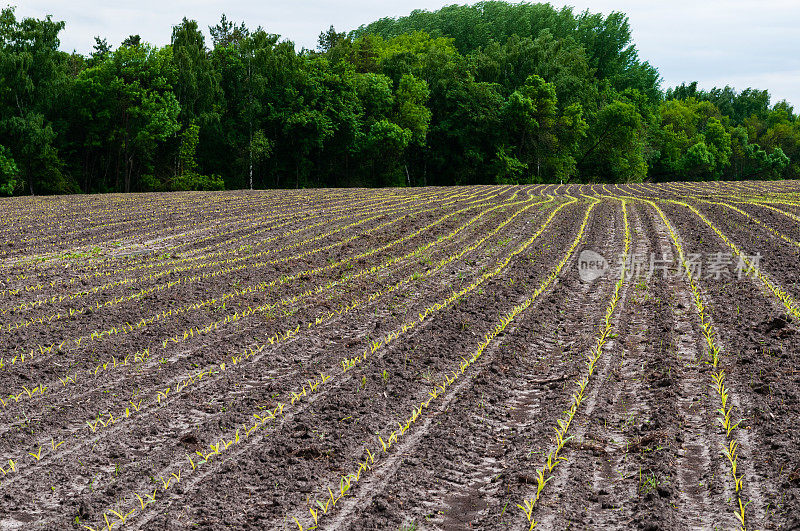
14;0;800;108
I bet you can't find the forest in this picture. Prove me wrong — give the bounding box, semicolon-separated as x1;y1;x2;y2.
0;2;797;194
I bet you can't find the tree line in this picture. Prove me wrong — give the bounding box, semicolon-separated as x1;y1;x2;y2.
0;2;796;195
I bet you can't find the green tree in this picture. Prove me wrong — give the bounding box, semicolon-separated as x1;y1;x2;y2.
0;7;71;194
652;98;732;180
168;121;224;190
0;2;796;192
0;145;18;195
171;18;218;126
317;25;346;53
501;75;587;182
72;42;180;192
578;97;647;182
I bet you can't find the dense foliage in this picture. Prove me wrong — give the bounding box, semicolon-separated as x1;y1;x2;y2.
0;3;796;194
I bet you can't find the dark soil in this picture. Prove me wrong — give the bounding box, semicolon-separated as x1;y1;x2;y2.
1;182;799;530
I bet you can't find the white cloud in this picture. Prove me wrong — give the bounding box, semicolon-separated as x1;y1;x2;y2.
569;0;800;105
667;70;800;110
12;0;800;107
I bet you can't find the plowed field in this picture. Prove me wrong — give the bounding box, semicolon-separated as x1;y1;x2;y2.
1;182;799;530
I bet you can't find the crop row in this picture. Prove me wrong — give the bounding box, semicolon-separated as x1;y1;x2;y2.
0;188;512;379
645;197;752;530
5;190;341;251
290;198;600;530
0;187;447;295
0;190;362;274
0;206;420;372
0;190;552;483
667;199;799;322
21;189;371;270
0;190;449;320
80;196;586;530
0;188;538;414
0;188;461;321
694;198;800;251
517;197;628;529
0;191;555;474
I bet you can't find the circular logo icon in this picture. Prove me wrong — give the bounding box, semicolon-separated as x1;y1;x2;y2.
578;250;608;282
